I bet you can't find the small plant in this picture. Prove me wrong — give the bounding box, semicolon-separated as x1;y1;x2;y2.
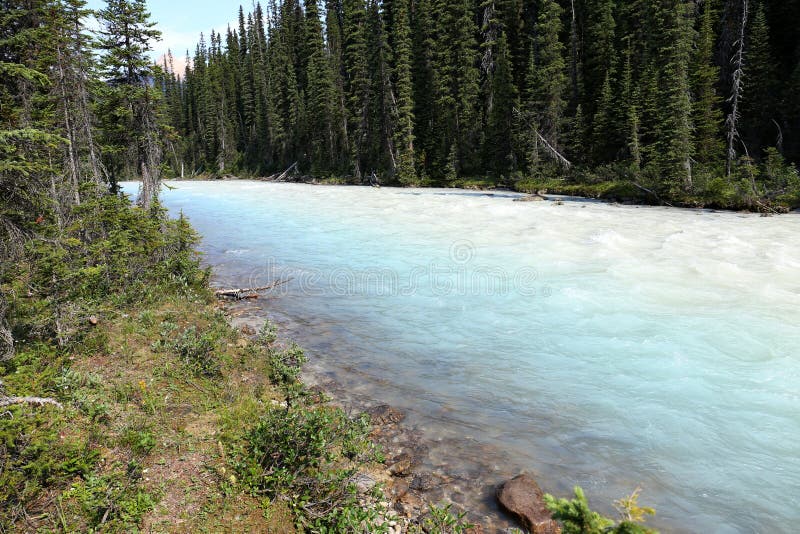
258;320;278;345
119;424;157;455
65;471;155;529
231;404;376;529
544;486;658;534
411;503;474;534
267;342;307;388
170;325;220;377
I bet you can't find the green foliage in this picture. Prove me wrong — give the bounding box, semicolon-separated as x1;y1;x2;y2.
65;469;155;529
411;502;475;533
8;194;207;348
169;325;221;377
231;404;376;530
267;342;308;389
158;0;800;207
257;320;278;345
119;423;157;455
544;486;657;534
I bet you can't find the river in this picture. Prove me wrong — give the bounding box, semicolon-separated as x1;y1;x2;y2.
138;181;800;532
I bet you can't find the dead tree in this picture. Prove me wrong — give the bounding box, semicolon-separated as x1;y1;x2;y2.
514;108;572;169
726;0;748;178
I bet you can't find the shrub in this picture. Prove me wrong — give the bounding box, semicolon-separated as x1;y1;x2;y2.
544;486;657;534
170;325;220;377
232;404;375;529
267;342;307;388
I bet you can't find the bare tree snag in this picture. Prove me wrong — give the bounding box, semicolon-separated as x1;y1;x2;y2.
514;108;572;169
726;0;748;178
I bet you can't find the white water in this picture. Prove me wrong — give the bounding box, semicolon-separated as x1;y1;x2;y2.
142;181;800;532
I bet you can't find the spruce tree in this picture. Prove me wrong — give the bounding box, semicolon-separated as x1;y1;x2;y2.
305;0;338;172
741;1;779;156
95;0;163;208
486;34;517;175
391;0;416;184
691;0;724;165
342;0;369;177
524;0;567;153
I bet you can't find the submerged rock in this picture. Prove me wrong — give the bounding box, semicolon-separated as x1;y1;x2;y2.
496;474;560;534
367;404;406;425
514;193;547;202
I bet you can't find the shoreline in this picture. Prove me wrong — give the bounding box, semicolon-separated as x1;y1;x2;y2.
224;300;522;532
162;174;800;214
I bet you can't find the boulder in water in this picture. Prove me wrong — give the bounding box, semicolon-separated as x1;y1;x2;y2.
496;474;560;534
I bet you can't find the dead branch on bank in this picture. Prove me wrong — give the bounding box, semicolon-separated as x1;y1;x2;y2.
214;278;292;300
0;379;63;410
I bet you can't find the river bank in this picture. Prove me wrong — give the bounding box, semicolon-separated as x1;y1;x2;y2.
173;172;800;213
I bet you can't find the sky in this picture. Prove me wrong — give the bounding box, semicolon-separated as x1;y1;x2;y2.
86;0;240;71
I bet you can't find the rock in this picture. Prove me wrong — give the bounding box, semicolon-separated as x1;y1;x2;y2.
409;473;440;492
240;324;256;335
395;492;423;517
367;404;405;425
388;452;414;476
88;315;98;325
514;193;547;202
496;474;560;534
389;477;409;498
464;526;485;534
352;473;378;494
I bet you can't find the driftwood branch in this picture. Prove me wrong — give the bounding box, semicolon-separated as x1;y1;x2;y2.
214;278;292;300
631;182;675;207
513;108;572;169
0;396;64;409
275;162;299;182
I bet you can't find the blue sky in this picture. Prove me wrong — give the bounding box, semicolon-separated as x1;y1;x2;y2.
86;0;239;64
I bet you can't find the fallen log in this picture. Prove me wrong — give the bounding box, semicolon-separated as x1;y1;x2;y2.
214;278;292;300
275;162;299;182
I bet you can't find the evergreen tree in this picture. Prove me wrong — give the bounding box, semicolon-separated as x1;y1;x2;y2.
342;0;369;177
691;0;724;165
486;34;517;175
741;1;779;156
391;0;416;184
523;0;567;160
95;0;163;208
582;0;617;117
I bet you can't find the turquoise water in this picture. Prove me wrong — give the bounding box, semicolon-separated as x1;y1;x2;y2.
138;181;800;532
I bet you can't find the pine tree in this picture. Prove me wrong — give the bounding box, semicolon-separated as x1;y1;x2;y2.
486;34;517;175
582;0;616;117
305;0;338;172
691;0;724;165
95;0;164;208
524;0;567;153
391;0;416;184
651;0;695;193
741;1;779;156
342;0;369;177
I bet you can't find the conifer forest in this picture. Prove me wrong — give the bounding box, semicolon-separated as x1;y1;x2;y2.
157;0;800;207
